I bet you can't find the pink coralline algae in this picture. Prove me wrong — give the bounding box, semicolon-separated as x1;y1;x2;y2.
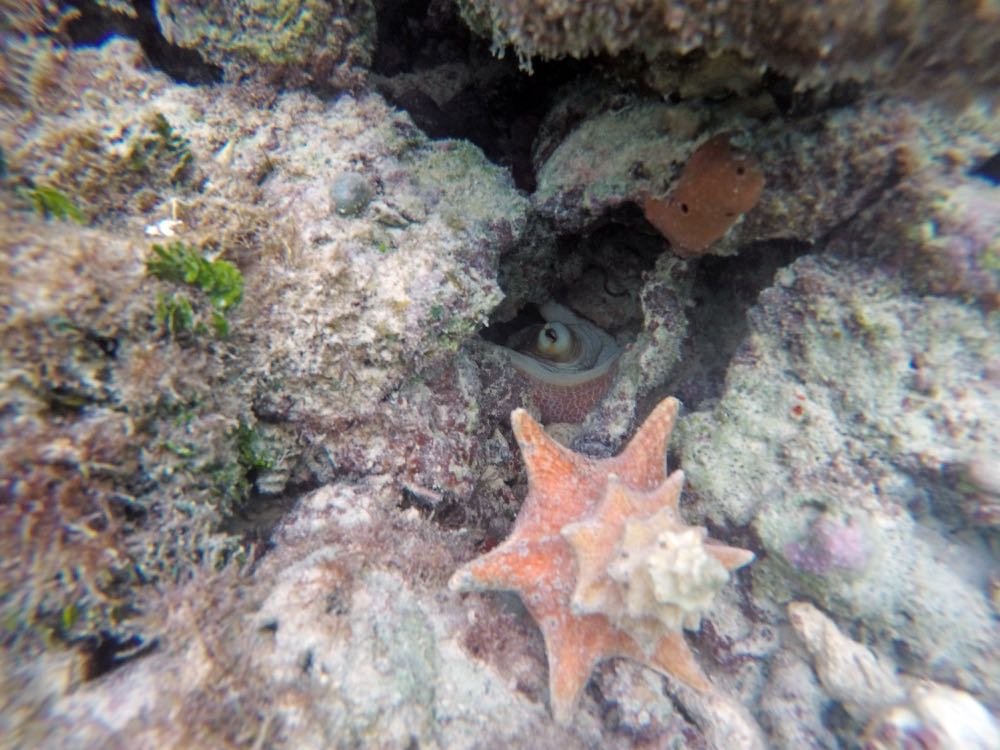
785;517;871;576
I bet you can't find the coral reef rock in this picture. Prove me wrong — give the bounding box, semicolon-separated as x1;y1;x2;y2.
531;91;919;263
155;0;376;91
0;32;525;644
3;1;1000;747
450;396;753;722
457;0;1000;98
678;253;1000;701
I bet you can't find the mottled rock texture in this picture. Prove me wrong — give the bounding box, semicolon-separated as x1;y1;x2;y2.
678;253;1000;702
0;35;525;643
155;0;376;90
2;1;999;747
458;0;1000;99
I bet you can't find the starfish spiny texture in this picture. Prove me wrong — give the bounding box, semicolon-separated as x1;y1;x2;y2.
449;397;754;723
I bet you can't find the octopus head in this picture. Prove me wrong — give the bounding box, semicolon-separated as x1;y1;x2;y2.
534;321;581;363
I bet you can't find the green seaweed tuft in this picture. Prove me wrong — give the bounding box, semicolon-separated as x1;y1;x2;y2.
147;242;243;338
155;292;196;336
234;422;274;471
19;185;86;223
128;113;193;184
147;241;243;310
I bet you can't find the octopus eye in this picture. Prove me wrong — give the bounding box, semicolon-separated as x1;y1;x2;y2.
536;321;574;360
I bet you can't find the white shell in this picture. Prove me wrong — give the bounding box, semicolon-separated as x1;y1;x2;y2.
609;521;730;631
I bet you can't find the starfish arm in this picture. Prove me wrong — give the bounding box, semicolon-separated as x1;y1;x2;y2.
538;613;619;724
449;537;565;593
650;630;711;691
511;408;589;485
511;408;599;533
614;397;679;490
545;635;597;724
706;543;756;571
645;469;684;514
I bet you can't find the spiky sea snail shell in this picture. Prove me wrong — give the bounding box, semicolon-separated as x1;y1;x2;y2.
562;473;754;656
502;301;621;423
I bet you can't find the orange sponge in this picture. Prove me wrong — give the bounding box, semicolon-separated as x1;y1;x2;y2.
643;133;764;258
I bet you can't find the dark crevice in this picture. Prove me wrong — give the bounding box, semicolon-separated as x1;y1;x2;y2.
763;69;864;117
670;239;813;410
221;476;321;550
484;210;805;419
820;700;856;738
484;212;660;350
478;304;546;346
371;0;590;191
970;149;1000;184
80;631;155;681
65;0;222;85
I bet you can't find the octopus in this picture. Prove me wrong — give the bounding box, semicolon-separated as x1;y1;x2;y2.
502;301;621;424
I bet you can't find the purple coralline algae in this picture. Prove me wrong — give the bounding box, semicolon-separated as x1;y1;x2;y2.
785;516;871;576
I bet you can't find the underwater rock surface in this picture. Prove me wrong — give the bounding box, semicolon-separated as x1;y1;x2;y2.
456;0;1000;98
1;2;999;748
678;253;1000;701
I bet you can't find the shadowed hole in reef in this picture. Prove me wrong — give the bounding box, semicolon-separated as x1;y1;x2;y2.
670;239;812;410
81;631;154;681
371;0;590;191
371;1;861;193
65;0;223;84
970;149;1000;184
484;211;811;415
482;207;662;354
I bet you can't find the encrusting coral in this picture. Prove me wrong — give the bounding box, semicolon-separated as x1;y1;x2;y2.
450;396;754;722
643;132;764;257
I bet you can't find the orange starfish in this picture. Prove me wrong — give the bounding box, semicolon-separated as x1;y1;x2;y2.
450;397;754;723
